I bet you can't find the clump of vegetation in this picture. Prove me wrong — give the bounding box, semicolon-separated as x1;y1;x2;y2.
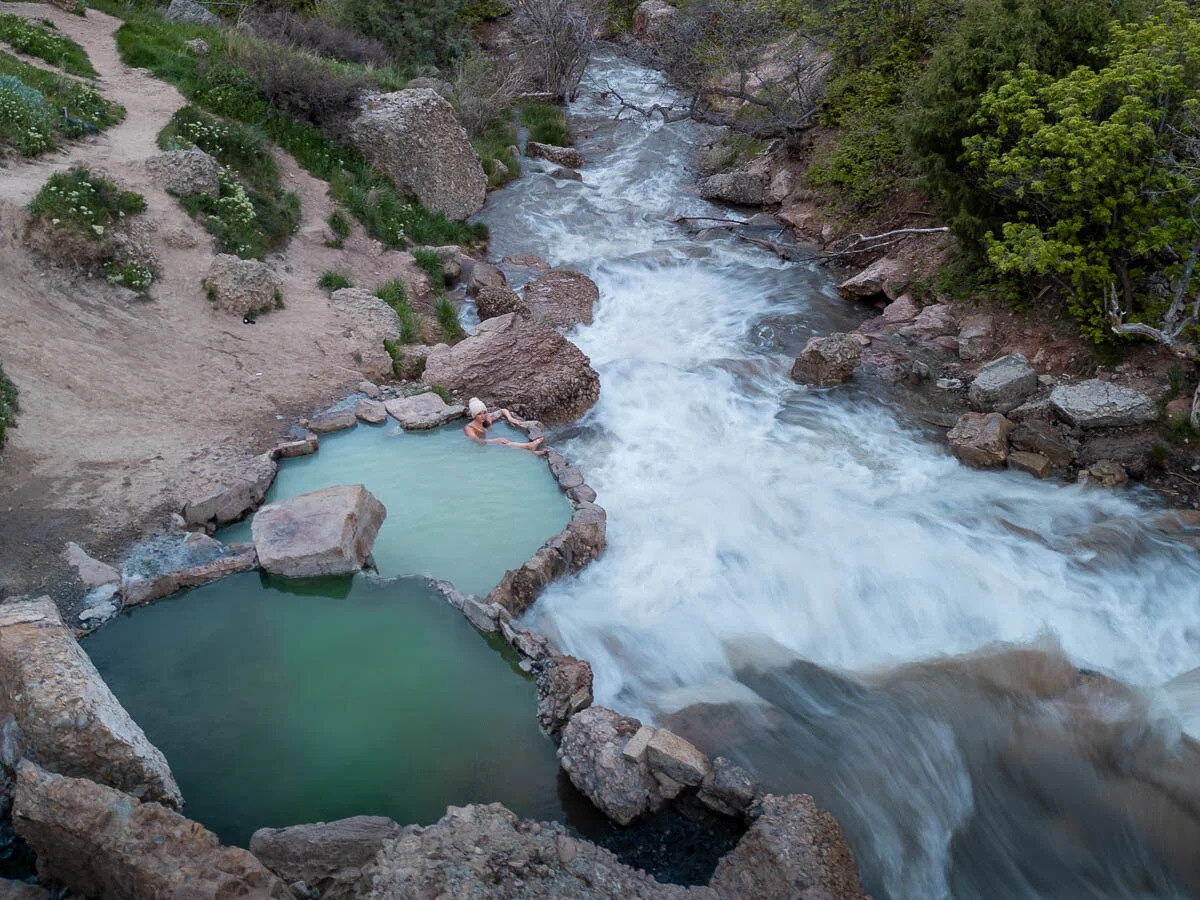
412;248;445;285
27;167;155;291
521;100;572;146
242;9;390;67
318;269;353;293
374;278;419;343
115;17;486;249
326;208;352;247
435;295;465;341
0;361;18;452
472;116;520;188
0;51;123;156
158;105;300;258
0;13;97;77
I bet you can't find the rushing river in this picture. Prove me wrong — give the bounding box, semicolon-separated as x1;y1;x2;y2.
481;52;1200;898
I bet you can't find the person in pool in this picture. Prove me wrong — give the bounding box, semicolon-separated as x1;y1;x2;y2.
464;398;546;454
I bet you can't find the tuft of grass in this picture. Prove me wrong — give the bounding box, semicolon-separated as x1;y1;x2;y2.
0;13;97;77
318;269;353;293
374;278;419;343
435;295;465;341
472;116;519;188
521;100;572;147
0;50;122;156
429;383;451;403
412;248;445;285
326;207;351;247
0;360;18;452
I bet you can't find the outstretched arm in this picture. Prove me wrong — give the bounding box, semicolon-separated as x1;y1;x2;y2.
498;408;524;427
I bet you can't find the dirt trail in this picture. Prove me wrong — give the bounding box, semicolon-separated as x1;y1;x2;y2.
0;4;429;605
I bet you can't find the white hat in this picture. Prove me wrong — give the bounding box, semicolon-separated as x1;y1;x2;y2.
468;397;487;418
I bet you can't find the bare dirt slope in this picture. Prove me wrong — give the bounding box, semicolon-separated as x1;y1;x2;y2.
0;4;429;603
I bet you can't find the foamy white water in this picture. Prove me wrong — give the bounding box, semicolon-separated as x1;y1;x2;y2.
479;52;1200;898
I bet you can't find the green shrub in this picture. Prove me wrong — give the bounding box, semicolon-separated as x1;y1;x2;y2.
29;166;146;234
435;295;464;341
374;278;419;343
337;0;469;67
318;269;353;292
0;361;17;452
383;338;404;377
472;116;519;188
327;208;352;242
0;51;122;156
521;101;572;146
0;13;96;77
412;248;445;285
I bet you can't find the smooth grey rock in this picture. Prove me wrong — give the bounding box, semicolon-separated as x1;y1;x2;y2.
699;171;766;206
252;485;386;578
354;399;387;424
121;547;258;606
358;380;382;400
384;392;465;430
164;0;219;26
309;407;358;434
64;542;119;588
0;598;181;806
957;315;995;361
968;353;1037;413
1050;380;1157;428
250;816;401;898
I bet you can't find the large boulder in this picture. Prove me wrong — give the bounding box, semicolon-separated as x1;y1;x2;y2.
947;412;1014;468
968;353;1038;413
144;148;220;198
1050;380;1157;429
0;599;181;807
357;803;702;899
384;391;465;430
182;451;277;528
789;333;862;387
349;90;487;220
203;254;282;318
534;654;593;738
475;285;529;321
633;0;680;42
164;0;219;26
699;171;766;206
838;256;910;301
709;794;868;899
522;269;599;328
557;707;661;825
421;313;599;425
330;287;405;382
250;816;401;899
526;142;585;169
14;762;290;899
252;484;387;578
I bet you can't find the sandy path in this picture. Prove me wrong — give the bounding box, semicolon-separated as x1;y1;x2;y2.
0;4;430;605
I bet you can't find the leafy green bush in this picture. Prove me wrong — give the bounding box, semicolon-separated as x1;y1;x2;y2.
412;248;445;285
374;278;419;343
0;13;96;77
337;0;469;67
0;51;122;156
0;361;17;452
962;2;1200;341
318;269;353;292
435;295;464;341
521;101;572;146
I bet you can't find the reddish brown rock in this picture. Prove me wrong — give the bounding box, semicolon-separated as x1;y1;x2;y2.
947;412;1014;468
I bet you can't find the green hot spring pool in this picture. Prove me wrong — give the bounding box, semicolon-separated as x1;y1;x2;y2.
85;419;579;846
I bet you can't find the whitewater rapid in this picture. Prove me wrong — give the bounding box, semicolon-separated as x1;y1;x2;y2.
478;52;1200;898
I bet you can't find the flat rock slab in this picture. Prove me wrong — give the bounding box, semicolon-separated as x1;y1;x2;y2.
14;763;289;899
252;484;387;578
0;598;181;806
968;353;1037;413
309;407;358;434
1050;380;1156;428
250;816;401;897
64;542;119;588
384;392;465;430
355;399;388;424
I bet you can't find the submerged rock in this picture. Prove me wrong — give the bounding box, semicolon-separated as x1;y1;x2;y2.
384;392;465;430
350;90;487;220
947;412;1014;468
14;762;289;899
250;815;401;898
421;313;600;425
252;484;386;578
522;269;599;328
708;794;867;899
357;803;703;898
789;333;862;387
558;708;661;825
0;598;181;806
1050;380;1157;429
526;142;585;169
